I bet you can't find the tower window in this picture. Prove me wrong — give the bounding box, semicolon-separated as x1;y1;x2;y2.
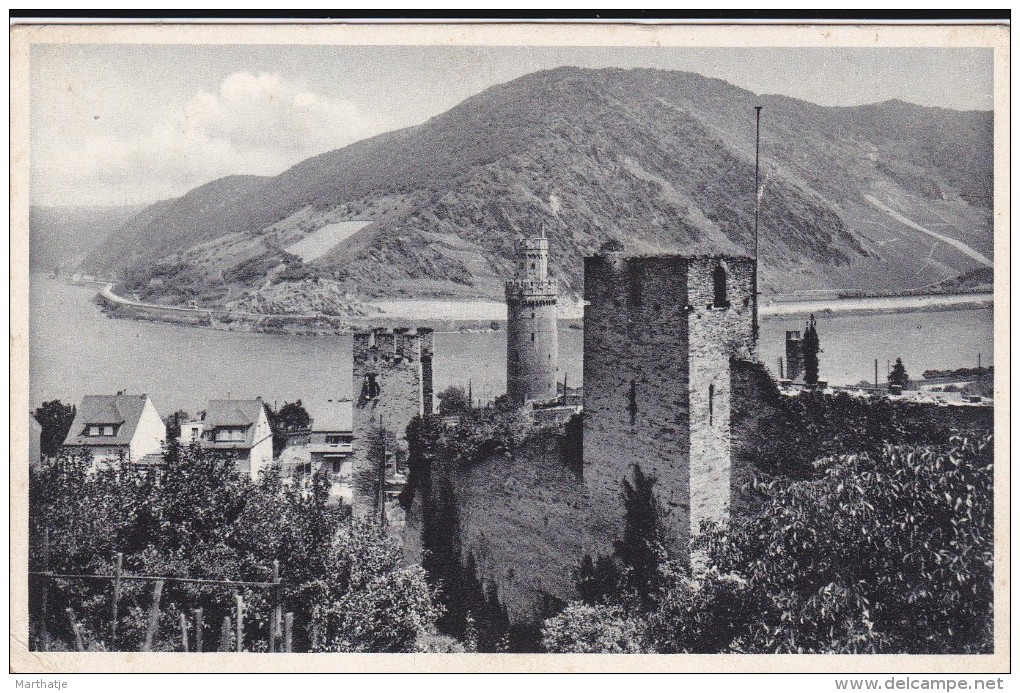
531;332;535;341
628;380;638;425
713;266;729;308
709;383;715;425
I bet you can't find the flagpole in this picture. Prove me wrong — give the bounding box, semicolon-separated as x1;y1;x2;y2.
753;105;763;343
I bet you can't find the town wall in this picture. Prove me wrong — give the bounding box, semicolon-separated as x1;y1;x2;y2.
454;429;586;625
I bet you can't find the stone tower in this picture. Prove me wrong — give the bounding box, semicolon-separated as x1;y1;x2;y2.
351;327;434;519
581;250;757;561
505;231;559;405
785;330;804;381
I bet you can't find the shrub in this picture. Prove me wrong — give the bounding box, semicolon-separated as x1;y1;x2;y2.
544;433;994;654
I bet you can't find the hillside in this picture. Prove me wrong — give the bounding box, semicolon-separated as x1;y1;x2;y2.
85;67;993;312
30;204;148;272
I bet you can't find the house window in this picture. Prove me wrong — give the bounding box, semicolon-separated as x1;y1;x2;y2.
103;425;115;436
87;424;118;436
217;427;246;442
713;265;729;308
324;434;351;445
190;429;199;441
87;425;101;436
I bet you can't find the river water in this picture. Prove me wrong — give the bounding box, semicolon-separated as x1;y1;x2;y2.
29;274;994;418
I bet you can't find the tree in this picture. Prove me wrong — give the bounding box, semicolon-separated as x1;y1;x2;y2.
802;314;821;385
28;445;443;653
266;400;311;458
889;358;910;388
542;603;645;653
542;433;994;654
275;400;311;431
615;465;665;610
437;386;470;416
163;410;190;442
33;400;76;458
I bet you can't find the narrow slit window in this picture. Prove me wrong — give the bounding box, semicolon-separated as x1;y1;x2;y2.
713;266;729;308
709;383;715;425
628;380;638;425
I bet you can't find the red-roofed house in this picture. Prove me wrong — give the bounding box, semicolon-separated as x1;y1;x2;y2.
193;398;274;480
62;394;165;466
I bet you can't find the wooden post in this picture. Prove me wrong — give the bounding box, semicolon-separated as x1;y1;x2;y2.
283;612;294;653
142;579;164;652
40;528;50;651
193;608;203;653
269;560;282;653
66;608;85;652
234;594;244;652
111;552;123;646
179;612;189;652
220;616;232;652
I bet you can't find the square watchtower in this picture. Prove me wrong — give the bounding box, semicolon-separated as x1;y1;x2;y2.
351;327;434;519
581;250;757;561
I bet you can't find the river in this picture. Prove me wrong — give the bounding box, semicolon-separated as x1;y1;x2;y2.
29;274;994;418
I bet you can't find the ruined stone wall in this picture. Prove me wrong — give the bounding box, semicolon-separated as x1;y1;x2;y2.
729;358;782;516
582;254;694;558
454;430;586;625
351;327;434;517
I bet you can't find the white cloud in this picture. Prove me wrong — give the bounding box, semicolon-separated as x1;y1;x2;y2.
31;72;391;206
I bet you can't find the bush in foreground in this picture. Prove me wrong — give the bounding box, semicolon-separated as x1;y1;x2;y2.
545;433;994;654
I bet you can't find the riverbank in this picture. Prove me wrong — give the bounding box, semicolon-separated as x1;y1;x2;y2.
94;281;993;336
31;274;994;413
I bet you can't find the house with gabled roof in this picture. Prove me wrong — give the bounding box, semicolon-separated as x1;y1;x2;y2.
62;394;165;466
193;397;274;480
307;399;355;501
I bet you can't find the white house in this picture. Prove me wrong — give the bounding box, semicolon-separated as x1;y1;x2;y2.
179;420;204;446
62;394;165;466
308;399;354;502
197;398;274;480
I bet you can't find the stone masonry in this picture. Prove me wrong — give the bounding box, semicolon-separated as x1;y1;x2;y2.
505;232;559;404
352;327;434;518
582;251;757;561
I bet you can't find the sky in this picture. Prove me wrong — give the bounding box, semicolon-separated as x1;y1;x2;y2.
29;44;994;207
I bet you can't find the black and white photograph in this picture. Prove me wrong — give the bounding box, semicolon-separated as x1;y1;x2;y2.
10;19;1008;673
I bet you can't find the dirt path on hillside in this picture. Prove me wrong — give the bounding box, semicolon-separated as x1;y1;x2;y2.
864;195;993;268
